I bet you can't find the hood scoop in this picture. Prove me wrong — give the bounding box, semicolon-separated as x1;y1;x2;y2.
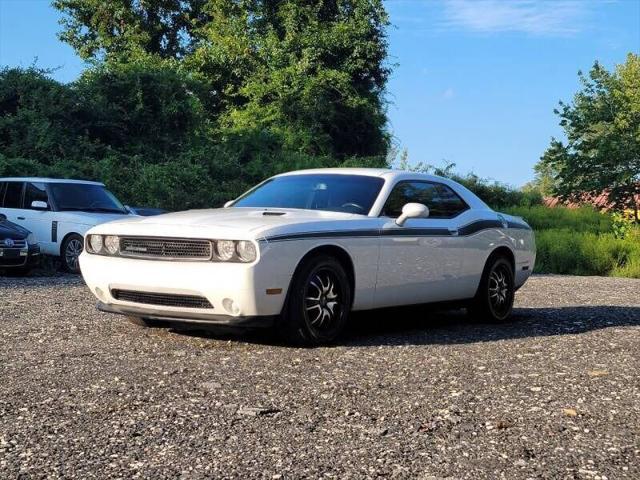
262;211;286;216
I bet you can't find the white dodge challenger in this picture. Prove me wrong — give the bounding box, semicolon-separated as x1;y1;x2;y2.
80;168;535;345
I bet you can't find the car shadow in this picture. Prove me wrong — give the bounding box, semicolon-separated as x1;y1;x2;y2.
341;304;640;346
170;304;640;347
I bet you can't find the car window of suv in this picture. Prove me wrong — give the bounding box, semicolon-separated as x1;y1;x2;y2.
2;182;24;209
381;181;469;219
24;182;50;210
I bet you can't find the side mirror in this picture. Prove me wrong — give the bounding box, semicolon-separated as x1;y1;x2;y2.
31;200;48;210
396;203;429;226
223;200;234;208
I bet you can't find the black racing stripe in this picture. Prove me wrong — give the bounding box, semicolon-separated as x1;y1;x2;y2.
507;221;532;230
266;230;380;242
381;228;451;236
265;219;529;242
458;219;504;236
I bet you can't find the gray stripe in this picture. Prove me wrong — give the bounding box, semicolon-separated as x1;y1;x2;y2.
265;219;530;242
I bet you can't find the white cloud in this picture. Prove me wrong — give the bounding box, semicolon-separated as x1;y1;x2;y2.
441;0;588;36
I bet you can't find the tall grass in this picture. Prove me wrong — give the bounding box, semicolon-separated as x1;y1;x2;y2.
503;206;640;279
504;205;613;233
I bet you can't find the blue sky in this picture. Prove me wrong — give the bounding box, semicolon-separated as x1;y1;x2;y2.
0;0;639;186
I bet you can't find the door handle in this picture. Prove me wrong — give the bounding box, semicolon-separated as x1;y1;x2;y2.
17;217;25;220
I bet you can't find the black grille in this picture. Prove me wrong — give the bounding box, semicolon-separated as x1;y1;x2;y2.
111;289;213;309
120;237;212;260
0;239;26;248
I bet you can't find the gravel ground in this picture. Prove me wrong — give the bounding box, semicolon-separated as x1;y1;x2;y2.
0;274;638;479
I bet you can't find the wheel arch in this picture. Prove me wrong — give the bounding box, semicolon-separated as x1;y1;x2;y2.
292;244;356;302
59;231;83;256
486;245;515;273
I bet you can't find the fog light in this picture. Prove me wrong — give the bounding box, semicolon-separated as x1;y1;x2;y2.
94;287;106;301
222;298;241;315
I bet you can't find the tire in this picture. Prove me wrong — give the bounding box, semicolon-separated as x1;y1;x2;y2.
61;234;84;274
468;255;515;322
127;316;164;328
277;255;352;346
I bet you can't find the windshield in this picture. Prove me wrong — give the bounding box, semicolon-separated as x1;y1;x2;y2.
49;183;127;214
232;174;385;215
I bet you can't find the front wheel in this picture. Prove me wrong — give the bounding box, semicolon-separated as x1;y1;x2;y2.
61;234;84;274
278;255;352;346
468;256;515;322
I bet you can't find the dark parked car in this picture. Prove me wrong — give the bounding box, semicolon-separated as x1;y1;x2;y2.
0;213;40;275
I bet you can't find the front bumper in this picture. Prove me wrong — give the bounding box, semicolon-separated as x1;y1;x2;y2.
80;252;291;319
0;244;40;268
97;301;275;328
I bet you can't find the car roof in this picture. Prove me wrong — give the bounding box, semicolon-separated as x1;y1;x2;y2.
0;177;105;186
273;168;490;210
275;167;452;182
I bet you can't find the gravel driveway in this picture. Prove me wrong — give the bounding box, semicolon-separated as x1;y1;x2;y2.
0;274;638;479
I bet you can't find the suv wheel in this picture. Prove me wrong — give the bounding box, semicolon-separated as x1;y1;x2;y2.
61;234;84;274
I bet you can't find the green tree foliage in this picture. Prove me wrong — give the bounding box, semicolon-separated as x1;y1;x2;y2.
538;53;640;220
54;0;391;159
0;65;386;210
52;0;209;61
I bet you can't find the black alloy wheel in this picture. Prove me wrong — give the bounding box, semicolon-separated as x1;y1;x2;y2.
279;255;352;346
469;255;515;322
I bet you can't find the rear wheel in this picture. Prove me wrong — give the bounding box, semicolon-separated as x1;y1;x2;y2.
278;255;352;346
61;234;83;274
468;255;515;322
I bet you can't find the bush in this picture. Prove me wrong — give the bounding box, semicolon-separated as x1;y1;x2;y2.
503;205;613;233
504;205;640;279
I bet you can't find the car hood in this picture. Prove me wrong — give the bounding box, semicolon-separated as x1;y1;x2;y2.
87;208;369;240
0;220;29;240
59;211;135;226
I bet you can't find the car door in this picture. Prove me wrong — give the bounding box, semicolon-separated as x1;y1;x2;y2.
374;180;470;308
21;182;56;254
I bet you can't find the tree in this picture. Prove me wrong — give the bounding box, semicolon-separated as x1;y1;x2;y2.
54;0;392;159
53;0;209;61
538;53;640;220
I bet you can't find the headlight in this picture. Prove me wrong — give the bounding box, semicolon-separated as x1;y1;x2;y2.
104;235;120;255
88;235;103;254
26;233;36;245
236;240;257;262
215;240;236;261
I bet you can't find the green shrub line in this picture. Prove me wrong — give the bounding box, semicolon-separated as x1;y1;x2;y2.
504;206;640;279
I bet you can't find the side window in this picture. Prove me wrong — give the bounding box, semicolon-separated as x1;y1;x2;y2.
432;184;469;218
0;182;6;206
3;182;24;209
382;181;469;219
24;182;50;210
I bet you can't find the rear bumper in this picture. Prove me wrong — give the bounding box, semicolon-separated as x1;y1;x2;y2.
97;301;276;328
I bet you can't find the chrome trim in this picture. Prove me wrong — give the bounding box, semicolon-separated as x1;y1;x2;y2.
118;236;213;262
